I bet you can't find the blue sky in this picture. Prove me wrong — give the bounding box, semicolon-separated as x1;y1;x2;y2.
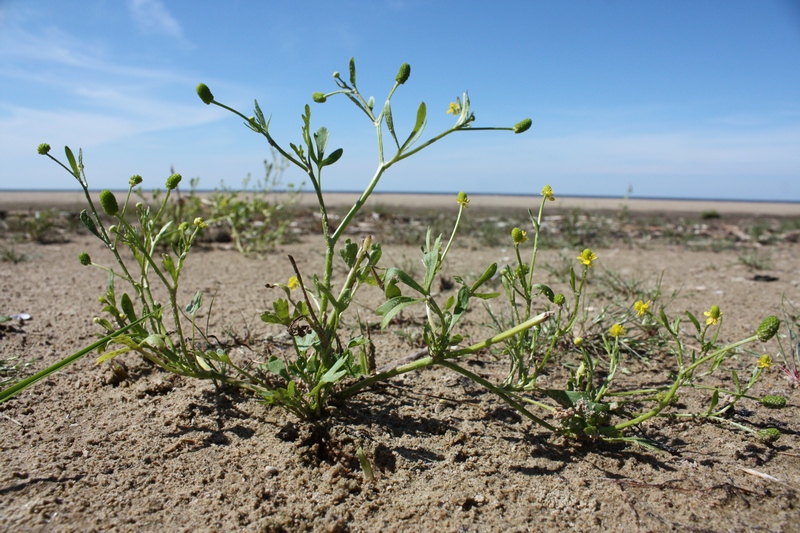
1;0;799;201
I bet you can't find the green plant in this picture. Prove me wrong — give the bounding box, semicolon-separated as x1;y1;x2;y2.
10;61;787;450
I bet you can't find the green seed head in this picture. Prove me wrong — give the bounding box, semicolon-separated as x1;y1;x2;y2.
129;175;143;187
759;427;781;442
395;63;411;84
511;227;528;245
78;252;91;266
99;190;119;217
513;118;532;134
761;395;787;409
37;143;51;155
196;83;214;105
554;293;566;306
756;316;780;342
165;173;182;191
312;92;327;103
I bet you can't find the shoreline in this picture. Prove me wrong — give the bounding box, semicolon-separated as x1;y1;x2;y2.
0;190;798;216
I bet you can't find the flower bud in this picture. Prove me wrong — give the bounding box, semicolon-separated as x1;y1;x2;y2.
456;191;470;208
196;83;214;105
574;336;583;347
37;143;51;155
312;92;327;103
129;175;143;187
511;227;528;245
395;63;411;84
99;190;119;216
179;222;189;232
193;217;208;229
760;395;786;409
166;173;182;191
513;118;532;134
109;225;118;234
79;252;92;266
756;316;780;342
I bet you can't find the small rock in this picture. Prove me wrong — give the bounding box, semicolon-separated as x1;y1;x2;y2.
265;466;279;477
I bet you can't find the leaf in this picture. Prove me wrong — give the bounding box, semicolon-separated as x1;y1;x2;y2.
65;146;79;178
314;126;329;161
472;291;500;300
400;102;427;151
708;388;720;413
80;210;102;240
185;291;203;315
383;100;399;148
376;296;425;329
265;356;290;381
142;334;165;349
731;369;741;393
120;293;137;323
262;299;291;325
339;239;359;268
384;267;426;295
320;148;343;167
162;253;177;283
532;284;555;303
349;57;357;86
321;355;349;384
685;311;701;334
470;263;497;293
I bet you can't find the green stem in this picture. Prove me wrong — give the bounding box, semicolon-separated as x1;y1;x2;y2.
0;315;153;404
439;360;557;431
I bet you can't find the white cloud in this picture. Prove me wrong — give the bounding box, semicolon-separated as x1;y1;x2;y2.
127;0;183;39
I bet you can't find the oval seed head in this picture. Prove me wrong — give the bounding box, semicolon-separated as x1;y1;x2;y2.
312;92;327;103
395;63;411;84
511;227;528;245
37;143;51;155
129;174;143;187
513;118;532;134
99;190;119;216
165;173;182;190
554;293;566;306
108;224;118;234
456;191;470;208
756;315;780;342
760;395;787;409
759;427;781;442
196;83;214;105
78;252;92;266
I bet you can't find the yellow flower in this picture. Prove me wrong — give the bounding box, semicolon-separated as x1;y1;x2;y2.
193;217;208;229
704;305;722;325
577;248;598;268
288;276;300;291
456;191;470;208
634;300;651;317
511;227;528;245
609;324;625;337
757;354;772;369
447;101;461;115
574;336;584;347
541;185;555;201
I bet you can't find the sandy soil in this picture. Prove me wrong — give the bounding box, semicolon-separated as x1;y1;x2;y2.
1;198;799;532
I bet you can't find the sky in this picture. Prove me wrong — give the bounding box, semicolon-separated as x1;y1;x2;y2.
1;0;799;201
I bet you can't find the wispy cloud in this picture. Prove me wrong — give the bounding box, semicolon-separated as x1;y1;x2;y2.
127;0;183;39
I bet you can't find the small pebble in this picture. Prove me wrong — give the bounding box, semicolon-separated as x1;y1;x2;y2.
265;466;279;477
